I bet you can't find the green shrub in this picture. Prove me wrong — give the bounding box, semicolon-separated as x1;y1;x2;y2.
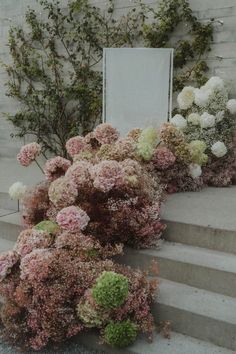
92;271;128;309
104;320;137;348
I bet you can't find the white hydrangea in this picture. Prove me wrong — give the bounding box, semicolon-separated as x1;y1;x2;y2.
215;110;225;122
226;99;236;114
177;86;195;110
170;114;187;130
204;76;225;91
199;112;216;129
194;87;212;107
211;141;227;158
189;164;202;179
187;113;200;126
9;182;27;200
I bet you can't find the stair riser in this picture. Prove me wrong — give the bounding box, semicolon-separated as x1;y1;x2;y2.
118;251;236;298
0;222;22;242
163;220;236;255
0;193;18;210
155;303;236;351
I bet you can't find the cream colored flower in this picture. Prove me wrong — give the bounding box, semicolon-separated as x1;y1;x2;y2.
211;141;227;157
9;182;27;200
170;114;187;130
187;113;200;126
177;86;195;110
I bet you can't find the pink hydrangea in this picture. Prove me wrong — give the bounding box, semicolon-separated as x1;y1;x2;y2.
152;147;176;170
44;156;71;181
94;123;119;144
56;206;90;232
66;136;87;157
65;161;92;188
20;249;53;282
48;177;78;207
91;160;124;193
14;229;53;257
0;251;19;281
17;142;41;167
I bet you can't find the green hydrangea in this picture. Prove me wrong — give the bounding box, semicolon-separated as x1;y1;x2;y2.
104;320;137;348
189;140;208;165
77;298;109;328
34;220;59;234
92;271;129;309
136;127;158;161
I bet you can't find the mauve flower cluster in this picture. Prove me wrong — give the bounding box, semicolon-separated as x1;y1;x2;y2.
152;147;176;170
44;156;71;181
56;206;90;232
66;136;88;157
94;123;119;144
17;142;41;167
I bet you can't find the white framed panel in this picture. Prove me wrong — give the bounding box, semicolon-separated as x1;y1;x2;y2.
103;48;174;135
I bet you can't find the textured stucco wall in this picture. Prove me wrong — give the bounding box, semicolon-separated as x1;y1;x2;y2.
0;0;235;155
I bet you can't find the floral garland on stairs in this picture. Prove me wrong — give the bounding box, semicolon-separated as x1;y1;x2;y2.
0;76;235;351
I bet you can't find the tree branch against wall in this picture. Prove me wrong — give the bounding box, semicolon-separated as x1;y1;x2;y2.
2;0;213;157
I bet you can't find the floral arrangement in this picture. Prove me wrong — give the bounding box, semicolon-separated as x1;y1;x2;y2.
164;76;236;190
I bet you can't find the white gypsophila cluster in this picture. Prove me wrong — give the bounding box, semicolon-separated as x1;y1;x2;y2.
204;76;225;91
177;86;195;110
226;99;236;114
215;110;225;123
187;113;200;126
189;164;202;179
194;87;212;108
9;182;27;200
211;141;227;158
199;112;216;129
170;114;187;130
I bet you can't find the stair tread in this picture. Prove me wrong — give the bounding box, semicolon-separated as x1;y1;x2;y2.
161;187;236;232
78;331;236;354
158;278;236;325
136;241;236;273
0;211;21;226
0;238;15;253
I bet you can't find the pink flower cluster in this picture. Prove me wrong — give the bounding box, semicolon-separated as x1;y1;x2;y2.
56;206;90;232
152;147;176;170
66;136;87;157
0;251;19;281
20;248;53;282
14;229;53;257
17;142;41;167
65;161;92;188
94;123;119;144
91;160;124;193
48;177;78;207
44;156;71;181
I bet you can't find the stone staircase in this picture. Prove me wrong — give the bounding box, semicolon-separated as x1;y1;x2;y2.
0;188;235;353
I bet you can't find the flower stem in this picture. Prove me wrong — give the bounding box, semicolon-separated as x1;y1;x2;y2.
34;159;44;174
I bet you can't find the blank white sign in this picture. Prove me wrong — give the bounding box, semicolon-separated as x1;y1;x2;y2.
103;48;173;135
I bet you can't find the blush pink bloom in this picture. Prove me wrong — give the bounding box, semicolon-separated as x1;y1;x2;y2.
65;161;92;188
17;142;41;167
44;156;71;181
91;160;124;193
48;177;78;207
152;147;176;170
14;229;53;257
20;249;53;282
94;123;119;144
56;206;90;232
66;136;87;157
0;251;19;281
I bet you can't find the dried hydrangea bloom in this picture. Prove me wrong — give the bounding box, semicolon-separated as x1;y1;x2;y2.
91;160;125;193
65;160;92;188
20;248;53;282
65;136;87;157
44;156;71;181
48;176;78;207
94;123;119;145
0;251;19;281
56;206;90;232
127;128;142;142
14;229;53;257
17;142;41;167
152;147;176;170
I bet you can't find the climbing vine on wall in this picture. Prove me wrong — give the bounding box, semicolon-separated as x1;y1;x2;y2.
3;0;213;157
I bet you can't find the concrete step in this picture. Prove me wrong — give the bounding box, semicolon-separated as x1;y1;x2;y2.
155;279;236;351
163;220;236;255
0;238;15;253
78;331;236;354
0;193;18;210
161;187;236;255
119;242;236;298
0;212;22;242
0;145;22;158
